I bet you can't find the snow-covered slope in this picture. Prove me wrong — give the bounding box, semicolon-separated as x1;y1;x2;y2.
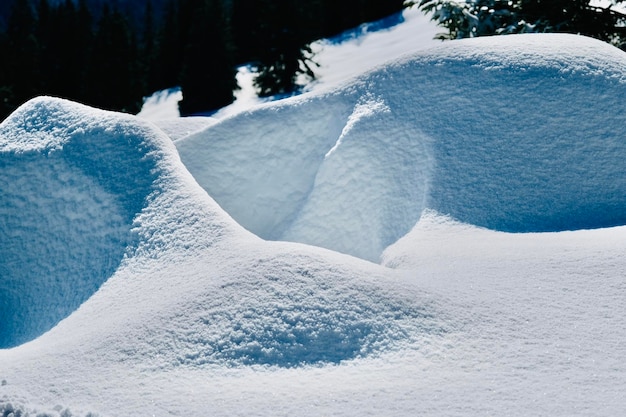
1;31;626;417
177;33;626;261
0;97;439;416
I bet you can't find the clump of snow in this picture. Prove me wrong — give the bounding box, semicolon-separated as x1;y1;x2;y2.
0;400;87;417
177;33;626;261
137;87;182;120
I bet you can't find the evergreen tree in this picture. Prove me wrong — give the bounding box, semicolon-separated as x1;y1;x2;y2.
252;0;318;97
231;0;263;62
4;0;41;110
38;0;92;100
0;26;15;120
85;4;141;113
415;0;626;47
178;0;238;115
153;0;183;90
0;0;414;120
140;0;160;95
360;0;405;24
73;0;94;101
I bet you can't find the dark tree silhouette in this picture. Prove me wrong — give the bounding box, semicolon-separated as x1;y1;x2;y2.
252;0;319;97
178;0;238;115
3;0;40;111
85;4;142;113
152;0;183;90
0;0;412;121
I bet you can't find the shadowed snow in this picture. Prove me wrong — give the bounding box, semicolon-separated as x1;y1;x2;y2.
0;98;159;348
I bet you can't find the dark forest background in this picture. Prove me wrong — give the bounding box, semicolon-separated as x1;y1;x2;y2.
0;0;406;120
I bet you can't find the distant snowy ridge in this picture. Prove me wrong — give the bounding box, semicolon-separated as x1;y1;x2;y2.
177;33;626;262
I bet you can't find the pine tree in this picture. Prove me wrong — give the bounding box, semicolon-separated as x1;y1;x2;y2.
415;0;626;47
0;25;15;120
4;0;41;108
178;0;238;115
252;0;318;97
84;4;142;113
140;0;160;96
231;0;262;62
37;0;92;100
0;0;415;119
153;0;183;90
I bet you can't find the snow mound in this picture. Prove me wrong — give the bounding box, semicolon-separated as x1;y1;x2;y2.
0;97;438;367
0;97;238;349
116;247;437;368
177;34;626;261
0;98;155;348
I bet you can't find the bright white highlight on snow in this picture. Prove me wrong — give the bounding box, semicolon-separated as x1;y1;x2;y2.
325;94;391;158
1;11;626;417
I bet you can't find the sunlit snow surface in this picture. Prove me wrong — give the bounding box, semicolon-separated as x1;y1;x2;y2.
2;33;626;417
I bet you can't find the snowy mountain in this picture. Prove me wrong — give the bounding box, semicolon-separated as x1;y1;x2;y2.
2;9;626;417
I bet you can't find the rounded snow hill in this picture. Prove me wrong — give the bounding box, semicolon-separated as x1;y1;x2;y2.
0;97;241;349
0;98;158;348
177;33;626;262
0;97;438;368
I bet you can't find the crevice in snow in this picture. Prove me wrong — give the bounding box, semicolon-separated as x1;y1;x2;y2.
177;34;626;263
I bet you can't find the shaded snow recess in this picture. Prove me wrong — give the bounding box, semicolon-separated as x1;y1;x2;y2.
177;34;626;262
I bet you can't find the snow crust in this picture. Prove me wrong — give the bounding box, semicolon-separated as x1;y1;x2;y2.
1;31;626;417
178;33;626;261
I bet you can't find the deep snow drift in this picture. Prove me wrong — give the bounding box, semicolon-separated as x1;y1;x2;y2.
177;33;626;261
1;33;626;417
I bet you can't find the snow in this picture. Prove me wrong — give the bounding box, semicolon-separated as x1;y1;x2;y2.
2;10;626;417
177;33;626;261
137;87;183;120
